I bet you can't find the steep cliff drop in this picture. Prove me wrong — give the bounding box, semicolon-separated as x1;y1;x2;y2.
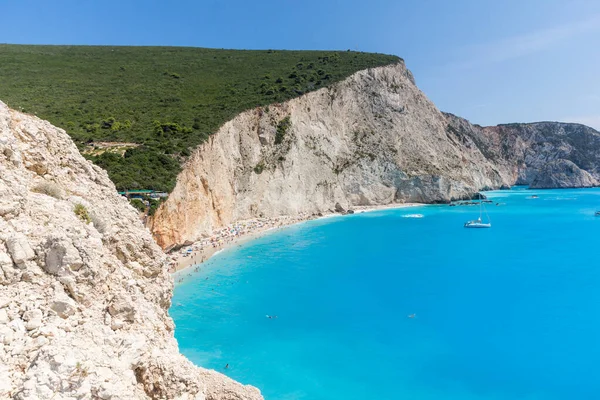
0;101;262;399
151;62;600;250
150;61;510;249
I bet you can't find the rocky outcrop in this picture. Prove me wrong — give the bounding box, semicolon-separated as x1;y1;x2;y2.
445;115;600;188
0;101;262;399
150;62;508;249
529;159;598;189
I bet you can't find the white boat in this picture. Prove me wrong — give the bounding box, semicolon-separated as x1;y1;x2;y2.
464;194;491;228
464;217;491;228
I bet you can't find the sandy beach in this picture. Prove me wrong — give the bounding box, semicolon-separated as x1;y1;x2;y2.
168;202;422;275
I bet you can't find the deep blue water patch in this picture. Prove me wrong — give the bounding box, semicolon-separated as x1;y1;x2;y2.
171;187;600;400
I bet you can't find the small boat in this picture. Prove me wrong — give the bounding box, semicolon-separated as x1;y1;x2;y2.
464;217;492;228
464;194;491;228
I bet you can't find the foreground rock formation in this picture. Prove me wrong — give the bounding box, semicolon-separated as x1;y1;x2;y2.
150;61;600;249
0;101;262;399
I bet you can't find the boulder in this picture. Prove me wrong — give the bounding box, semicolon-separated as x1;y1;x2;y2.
108;295;136;322
22;309;43;321
50;298;77;319
5;234;35;268
44;238;83;275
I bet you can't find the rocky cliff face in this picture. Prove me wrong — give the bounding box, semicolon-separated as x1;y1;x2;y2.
0;101;262;399
150;62;509;249
530;159;597;189
151;62;600;249
445;115;600;189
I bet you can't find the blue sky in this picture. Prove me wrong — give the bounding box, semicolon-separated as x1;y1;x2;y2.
2;0;599;129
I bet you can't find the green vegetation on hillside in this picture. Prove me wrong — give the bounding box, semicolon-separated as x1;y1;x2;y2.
0;45;400;192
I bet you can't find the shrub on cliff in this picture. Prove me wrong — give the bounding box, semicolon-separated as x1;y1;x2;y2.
253;162;265;174
130;199;147;212
32;182;62;199
74;203;91;224
275;116;291;145
148;198;164;216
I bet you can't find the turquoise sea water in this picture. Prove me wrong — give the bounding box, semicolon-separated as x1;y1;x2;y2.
171;187;600;400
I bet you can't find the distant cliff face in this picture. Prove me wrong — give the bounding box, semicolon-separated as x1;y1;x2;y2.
151;62;600;249
0;102;262;399
445;115;600;189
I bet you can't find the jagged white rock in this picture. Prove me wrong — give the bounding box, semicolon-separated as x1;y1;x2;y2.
0;101;262;399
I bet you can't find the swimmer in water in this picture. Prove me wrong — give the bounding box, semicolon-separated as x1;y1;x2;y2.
225;364;229;369
408;314;416;318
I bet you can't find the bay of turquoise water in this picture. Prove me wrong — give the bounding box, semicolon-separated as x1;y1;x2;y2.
171;187;600;400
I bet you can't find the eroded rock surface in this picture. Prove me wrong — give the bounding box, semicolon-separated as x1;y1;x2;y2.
445;115;600;189
152;62;600;249
530;159;597;189
0;101;262;399
151;62;508;248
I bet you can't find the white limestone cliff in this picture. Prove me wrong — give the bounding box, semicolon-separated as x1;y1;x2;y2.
150;62;509;249
151;62;600;250
0;101;262;399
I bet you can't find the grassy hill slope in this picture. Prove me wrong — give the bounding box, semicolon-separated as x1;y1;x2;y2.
0;45;400;192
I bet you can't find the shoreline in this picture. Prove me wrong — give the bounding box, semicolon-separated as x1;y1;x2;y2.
168;202;422;276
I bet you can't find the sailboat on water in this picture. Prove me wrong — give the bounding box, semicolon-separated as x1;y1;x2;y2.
464;193;491;228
